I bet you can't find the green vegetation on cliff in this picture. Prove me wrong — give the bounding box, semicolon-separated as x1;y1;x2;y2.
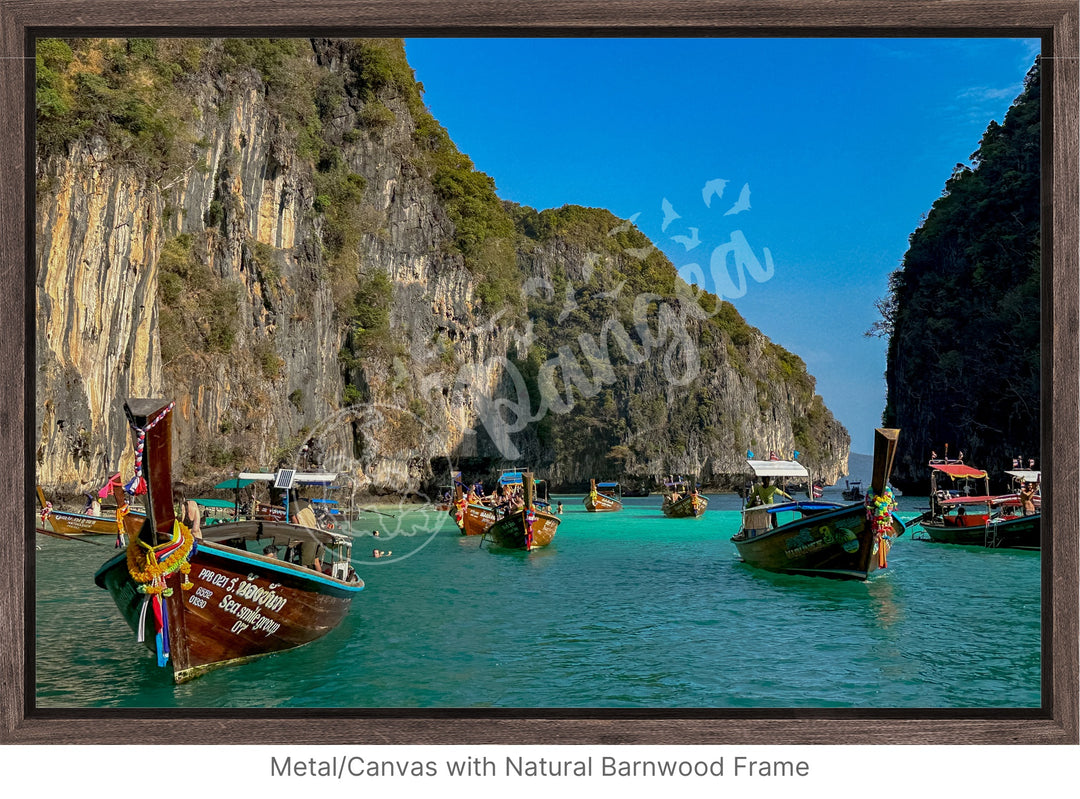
502;205;844;483
36;36;848;489
879;60;1040;489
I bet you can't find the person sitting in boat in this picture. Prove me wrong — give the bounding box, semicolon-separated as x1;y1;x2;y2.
181;498;203;539
1019;482;1038;516
83;494;101;516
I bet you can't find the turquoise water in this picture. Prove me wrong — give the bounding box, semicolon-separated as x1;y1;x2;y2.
35;491;1040;709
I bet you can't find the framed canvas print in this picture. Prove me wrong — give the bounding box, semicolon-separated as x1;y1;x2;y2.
1;0;1076;751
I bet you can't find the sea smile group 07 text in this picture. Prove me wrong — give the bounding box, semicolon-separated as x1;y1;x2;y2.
269;755;811;779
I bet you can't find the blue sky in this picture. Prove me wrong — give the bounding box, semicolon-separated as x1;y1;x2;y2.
403;38;1040;455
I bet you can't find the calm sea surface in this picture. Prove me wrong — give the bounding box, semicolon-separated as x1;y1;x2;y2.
35;491;1041;709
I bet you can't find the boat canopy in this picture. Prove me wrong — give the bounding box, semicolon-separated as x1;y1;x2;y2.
192;498;236;509
754;500;844;514
200;520;349;548
930;463;987;479
213;477;255;489
498;471;543;485
938;494;1002;506
746;459;809;478
238;470;338;488
597;482;620;489
1005;470;1040;482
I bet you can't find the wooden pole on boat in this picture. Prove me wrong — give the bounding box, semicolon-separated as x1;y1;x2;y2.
524;470;535;509
124;399;177;544
871;428;900;495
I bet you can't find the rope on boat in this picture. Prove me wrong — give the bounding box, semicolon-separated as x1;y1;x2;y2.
124;401;175;496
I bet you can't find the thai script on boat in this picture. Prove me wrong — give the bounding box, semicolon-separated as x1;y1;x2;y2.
192;567;287;635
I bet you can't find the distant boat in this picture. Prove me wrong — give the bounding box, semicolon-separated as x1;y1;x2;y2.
458;487;498;537
486;470;560;550
94;398;365;684
584;479;623;512
841;480;864;502
36;484;145;537
731;428;905;580
919;457;994;544
661;476;707;518
922;468;1041;549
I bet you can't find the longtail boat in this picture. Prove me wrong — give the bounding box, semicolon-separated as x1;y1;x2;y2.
918;458;992;543
448;475;498;537
985;468;1041;549
984;510;1040;549
486;470;560;550
661;476;708;518
584;479;623;512
459;498;498;537
94;398;364;684
731;428;904;580
841;480;864;502
921;468;1041;549
36;484;145;537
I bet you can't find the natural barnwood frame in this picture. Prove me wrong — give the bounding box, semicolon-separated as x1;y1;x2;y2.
1;0;1076;744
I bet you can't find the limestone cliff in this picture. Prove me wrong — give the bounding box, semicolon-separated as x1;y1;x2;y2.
34;37;849;498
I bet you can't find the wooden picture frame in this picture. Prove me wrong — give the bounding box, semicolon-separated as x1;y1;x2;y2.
1;0;1076;744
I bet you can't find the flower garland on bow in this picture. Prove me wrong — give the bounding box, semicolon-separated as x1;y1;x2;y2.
39;501;52;525
865;486;897;568
588;488;599;505
127;518;196;668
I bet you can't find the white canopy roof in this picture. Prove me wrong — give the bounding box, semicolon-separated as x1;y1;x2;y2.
1005;470;1040;482
747;459;809;478
238;470;338;488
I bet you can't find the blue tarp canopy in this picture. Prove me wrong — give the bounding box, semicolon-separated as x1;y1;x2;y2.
597;482;620;488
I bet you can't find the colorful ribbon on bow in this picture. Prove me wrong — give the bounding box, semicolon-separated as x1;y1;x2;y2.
127;517;195;668
125;402;175;496
865;486;897;568
524;508;536;550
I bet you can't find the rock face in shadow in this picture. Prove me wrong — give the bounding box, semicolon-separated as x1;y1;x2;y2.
35;38;849;498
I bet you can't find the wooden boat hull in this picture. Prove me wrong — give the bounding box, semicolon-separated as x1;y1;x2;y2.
662;494;708;518
732;503;903;580
985;513;1039;549
459;502;498;536
94;531;363;683
584;492;622;512
487;509;560;550
922;515;992;545
42;508;145;536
